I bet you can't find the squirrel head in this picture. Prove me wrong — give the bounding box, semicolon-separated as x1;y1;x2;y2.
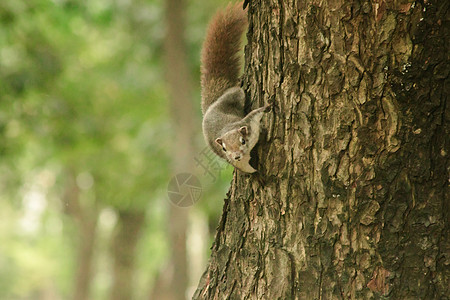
215;126;249;162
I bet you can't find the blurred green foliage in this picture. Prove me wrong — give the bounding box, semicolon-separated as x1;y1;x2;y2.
0;0;233;299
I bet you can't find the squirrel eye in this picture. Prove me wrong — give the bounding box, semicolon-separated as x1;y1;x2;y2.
222;147;227;152
240;137;245;145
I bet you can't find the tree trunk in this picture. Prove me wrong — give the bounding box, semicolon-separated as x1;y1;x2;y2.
110;210;146;300
150;0;197;299
73;216;98;300
194;1;448;299
63;170;99;300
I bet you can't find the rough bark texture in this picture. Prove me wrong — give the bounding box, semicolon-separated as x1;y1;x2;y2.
194;0;448;299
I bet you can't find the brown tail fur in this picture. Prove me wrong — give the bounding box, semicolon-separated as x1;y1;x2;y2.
200;3;248;114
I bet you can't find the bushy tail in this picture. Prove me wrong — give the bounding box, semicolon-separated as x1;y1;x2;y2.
200;3;247;114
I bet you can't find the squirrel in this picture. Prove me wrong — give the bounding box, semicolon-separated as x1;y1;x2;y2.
201;3;270;173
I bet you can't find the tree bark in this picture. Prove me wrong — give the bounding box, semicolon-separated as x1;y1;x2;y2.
194;0;448;299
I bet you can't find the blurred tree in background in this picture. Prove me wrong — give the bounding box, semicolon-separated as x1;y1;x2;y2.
0;0;232;299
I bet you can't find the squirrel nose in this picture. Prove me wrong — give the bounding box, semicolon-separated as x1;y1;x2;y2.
234;155;241;161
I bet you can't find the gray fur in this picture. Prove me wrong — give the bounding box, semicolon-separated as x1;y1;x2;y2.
203;87;245;158
200;5;269;173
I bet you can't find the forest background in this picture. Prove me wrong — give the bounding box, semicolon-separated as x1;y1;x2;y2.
0;0;231;299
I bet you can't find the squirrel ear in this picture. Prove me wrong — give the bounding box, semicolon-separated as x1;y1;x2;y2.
238;126;248;136
215;138;223;146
